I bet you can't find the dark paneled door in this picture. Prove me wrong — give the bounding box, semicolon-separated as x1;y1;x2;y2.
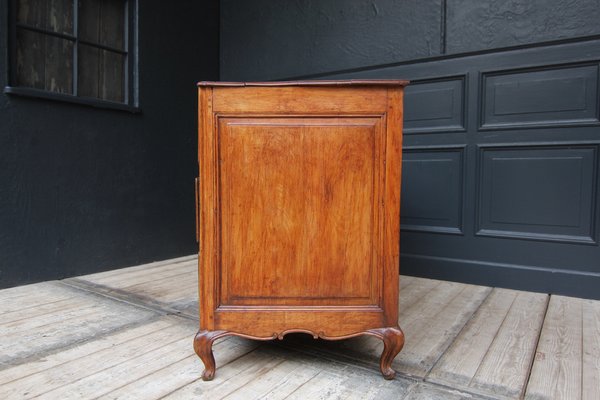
335;39;600;299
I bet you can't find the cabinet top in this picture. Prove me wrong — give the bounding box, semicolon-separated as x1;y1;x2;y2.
197;79;409;87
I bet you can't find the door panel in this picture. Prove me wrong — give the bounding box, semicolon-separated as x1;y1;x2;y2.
401;148;465;235
481;63;599;129
477;145;597;243
403;77;466;134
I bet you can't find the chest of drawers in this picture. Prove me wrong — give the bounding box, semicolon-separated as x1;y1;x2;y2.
194;80;407;380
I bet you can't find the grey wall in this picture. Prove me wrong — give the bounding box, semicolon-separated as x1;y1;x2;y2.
0;0;219;288
220;0;600;80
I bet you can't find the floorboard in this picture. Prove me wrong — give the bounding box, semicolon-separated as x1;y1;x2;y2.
283;280;491;379
41;337;199;399
0;283;158;368
0;255;598;400
78;255;196;282
0;317;182;399
66;257;198;316
89;260;196;288
0;317;174;385
162;350;288;399
402;383;491;400
178;344;416;400
0;282;76;313
428;289;548;399
100;338;258;400
524;295;600;400
582;299;600;400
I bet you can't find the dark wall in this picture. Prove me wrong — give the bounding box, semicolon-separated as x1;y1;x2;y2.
327;40;600;299
445;0;600;53
220;0;600;80
221;0;443;80
219;0;600;299
0;0;219;288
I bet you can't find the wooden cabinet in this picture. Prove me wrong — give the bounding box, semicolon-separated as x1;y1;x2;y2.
194;80;408;380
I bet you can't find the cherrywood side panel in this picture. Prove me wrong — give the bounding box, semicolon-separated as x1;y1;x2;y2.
219;117;382;306
382;88;403;326
198;86;217;331
213;309;386;339
212;86;389;114
196;83;405;380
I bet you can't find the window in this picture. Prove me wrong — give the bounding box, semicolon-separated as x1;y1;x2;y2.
6;0;138;111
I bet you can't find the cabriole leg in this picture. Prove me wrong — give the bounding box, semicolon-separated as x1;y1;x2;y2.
368;326;405;380
193;330;228;381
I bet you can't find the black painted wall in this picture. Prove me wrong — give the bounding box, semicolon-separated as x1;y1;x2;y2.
326;40;600;299
220;0;600;299
220;0;600;80
0;0;219;288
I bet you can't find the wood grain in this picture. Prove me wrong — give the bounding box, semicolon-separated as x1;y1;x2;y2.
196;81;405;379
231;361;322;400
397;282;491;377
39;337;196;399
0;320;188;399
469;291;547;398
219;117;380;305
225;344;414;400
78;254;196;281
198;85;217;331
198;80;409;87
525;296;590;400
0;282;74;312
428;288;517;385
101;337;258;400
220;359;321;400
0;317;174;384
582;299;600;400
1;255;599;399
212;86;389;113
402;383;476;400
398;277;443;312
281;280;490;379
0;282;157;367
429;289;548;398
163;351;287;399
84;260;196;288
382;87;403;326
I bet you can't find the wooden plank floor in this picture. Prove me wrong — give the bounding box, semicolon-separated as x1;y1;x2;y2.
0;256;598;399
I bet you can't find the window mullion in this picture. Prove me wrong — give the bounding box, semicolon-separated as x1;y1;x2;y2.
132;0;138;107
9;0;17;86
73;0;79;96
124;0;129;104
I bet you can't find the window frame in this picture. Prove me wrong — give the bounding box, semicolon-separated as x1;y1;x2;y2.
4;0;139;113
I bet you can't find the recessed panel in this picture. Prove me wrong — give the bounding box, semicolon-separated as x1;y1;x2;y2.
219;117;382;305
404;78;465;133
482;64;599;129
478;146;597;243
401;148;464;234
